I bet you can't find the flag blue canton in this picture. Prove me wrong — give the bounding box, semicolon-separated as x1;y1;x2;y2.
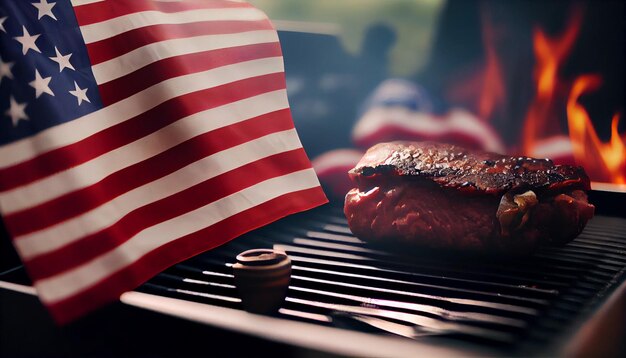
0;0;102;145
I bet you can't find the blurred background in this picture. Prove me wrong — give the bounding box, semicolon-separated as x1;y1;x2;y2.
249;0;625;198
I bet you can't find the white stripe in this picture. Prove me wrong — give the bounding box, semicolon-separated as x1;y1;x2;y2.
0;87;287;215
14;128;301;260
35;168;321;304
93;30;278;84
352;107;506;153
312;149;363;174
80;7;266;44
0;57;284;170
71;0;103;5
528;135;572;158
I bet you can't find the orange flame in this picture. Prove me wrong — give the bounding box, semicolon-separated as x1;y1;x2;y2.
520;4;626;184
567;76;626;184
522;6;583;155
477;8;505;122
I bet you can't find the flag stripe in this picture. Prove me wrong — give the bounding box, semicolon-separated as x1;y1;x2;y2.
79;7;267;44
44;187;326;324
2;0;328;324
87;19;274;65
0;56;284;170
6;102;292;236
12;126;302;258
71;0;105;6
0;72;286;204
92;30;278;85
74;0;250;27
1;82;286;195
352;108;505;153
35;168;322;304
98;42;282;105
22;148;311;279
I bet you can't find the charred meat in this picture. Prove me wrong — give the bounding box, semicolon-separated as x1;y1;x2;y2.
344;142;595;253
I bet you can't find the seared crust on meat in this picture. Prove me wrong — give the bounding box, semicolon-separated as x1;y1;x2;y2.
345;141;595;254
350;142;591;195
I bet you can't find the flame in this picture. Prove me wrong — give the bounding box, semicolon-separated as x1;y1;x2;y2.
534;15;581;99
477;7;505;122
520;4;626;184
522;6;583;155
567;76;626;184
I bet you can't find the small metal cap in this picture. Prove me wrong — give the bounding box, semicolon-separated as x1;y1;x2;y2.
236;249;286;266
232;248;291;314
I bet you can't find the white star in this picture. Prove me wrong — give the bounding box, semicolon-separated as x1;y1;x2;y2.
32;0;57;21
14;26;41;55
0;16;7;33
69;81;90;105
29;69;54;98
49;47;75;72
0;58;14;83
5;96;29;127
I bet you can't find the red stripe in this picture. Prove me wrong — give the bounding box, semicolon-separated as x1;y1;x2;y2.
98;43;282;105
86;20;274;65
44;188;328;324
0;72;285;193
24;149;313;279
6;108;294;236
74;0;252;27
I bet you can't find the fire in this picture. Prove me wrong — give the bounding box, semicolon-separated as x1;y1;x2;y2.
567;76;626;184
520;5;626;184
522;6;583;155
477;7;505;122
534;13;581;99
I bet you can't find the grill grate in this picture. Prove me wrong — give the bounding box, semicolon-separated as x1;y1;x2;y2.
138;205;626;354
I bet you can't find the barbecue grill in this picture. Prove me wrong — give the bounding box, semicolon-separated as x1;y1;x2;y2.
1;190;624;357
1;6;625;354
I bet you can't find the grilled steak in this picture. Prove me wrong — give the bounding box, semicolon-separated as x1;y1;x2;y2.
344;142;595;253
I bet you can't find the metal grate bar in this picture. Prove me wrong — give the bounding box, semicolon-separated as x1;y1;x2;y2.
290;264;550;307
284;297;517;344
287;285;527;328
284;255;561;297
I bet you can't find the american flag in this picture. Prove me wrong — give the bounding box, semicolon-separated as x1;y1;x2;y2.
0;0;327;323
